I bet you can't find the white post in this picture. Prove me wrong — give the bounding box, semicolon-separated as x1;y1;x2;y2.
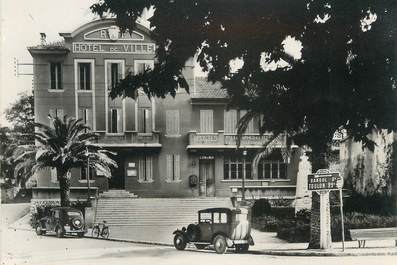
339;188;345;251
319;191;332;249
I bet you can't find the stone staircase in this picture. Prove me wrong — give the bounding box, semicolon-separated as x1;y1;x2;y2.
94;197;233;226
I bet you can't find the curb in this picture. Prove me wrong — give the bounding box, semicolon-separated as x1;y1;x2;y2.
255;249;397;257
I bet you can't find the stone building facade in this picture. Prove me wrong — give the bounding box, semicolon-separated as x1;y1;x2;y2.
29;19;305;201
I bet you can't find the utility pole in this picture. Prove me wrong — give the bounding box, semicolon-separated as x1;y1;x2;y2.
86;147;91;202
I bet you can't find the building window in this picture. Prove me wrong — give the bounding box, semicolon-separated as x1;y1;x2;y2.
166;154;180;181
78;108;93;131
138;108;152;133
200;110;213;133
49;108;64;119
138;155;153;182
50;62;62;90
109;108;122;133
166;110;180;136
80;165;94;180
134;60;153;75
106;62;123;90
224;110;237;133
258;161;287;179
239;110;255;133
78;63;91;90
223;156;252;180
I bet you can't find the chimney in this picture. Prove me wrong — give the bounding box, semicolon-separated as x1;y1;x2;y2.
40;33;47;45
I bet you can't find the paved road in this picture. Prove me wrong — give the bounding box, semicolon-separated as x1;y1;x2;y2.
1;228;396;265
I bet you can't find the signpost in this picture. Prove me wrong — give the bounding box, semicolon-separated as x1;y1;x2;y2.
308;169;345;250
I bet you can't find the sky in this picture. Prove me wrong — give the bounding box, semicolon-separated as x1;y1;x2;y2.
0;0;98;126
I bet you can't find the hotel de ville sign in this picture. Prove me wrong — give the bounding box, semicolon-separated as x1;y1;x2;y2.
72;25;155;54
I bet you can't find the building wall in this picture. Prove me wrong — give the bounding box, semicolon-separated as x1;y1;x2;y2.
30;19;299;199
339;130;394;195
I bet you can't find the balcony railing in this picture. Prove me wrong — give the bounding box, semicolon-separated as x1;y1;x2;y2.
95;131;161;147
187;130;286;149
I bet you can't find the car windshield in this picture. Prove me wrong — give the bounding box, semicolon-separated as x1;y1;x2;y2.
67;211;81;217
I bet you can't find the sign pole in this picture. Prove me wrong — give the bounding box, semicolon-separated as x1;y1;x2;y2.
339;188;345;251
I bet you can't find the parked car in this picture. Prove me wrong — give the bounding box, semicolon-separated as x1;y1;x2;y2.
173;207;254;254
35;207;86;238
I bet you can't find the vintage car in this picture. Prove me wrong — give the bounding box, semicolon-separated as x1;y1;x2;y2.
35;207;86;238
173;207;254;254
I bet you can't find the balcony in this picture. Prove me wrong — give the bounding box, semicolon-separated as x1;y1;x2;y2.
94;131;161;148
187;130;286;150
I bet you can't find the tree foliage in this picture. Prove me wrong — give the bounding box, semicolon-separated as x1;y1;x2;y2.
13;116;117;206
0;92;35;188
91;1;396;155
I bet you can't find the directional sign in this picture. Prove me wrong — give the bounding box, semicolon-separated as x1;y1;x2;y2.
308;171;342;191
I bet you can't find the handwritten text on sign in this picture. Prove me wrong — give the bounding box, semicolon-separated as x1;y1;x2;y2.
72;42;155;54
308;172;341;191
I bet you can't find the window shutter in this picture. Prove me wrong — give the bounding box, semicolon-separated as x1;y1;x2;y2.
57;63;62;89
138;157;144;182
166;110;171;135
174;154;180;180
200;110;213;133
174;110;180;135
86;108;93;130
145;109;152;133
224;110;237;133
166;154;172;180
50;63;56;89
146;156;153;181
106;62;112;90
117;108;122;133
50;168;57;183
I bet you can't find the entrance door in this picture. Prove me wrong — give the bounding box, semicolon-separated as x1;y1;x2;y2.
108;155;125;189
199;160;215;196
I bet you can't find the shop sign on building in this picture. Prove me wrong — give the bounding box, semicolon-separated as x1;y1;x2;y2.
72;42;155;54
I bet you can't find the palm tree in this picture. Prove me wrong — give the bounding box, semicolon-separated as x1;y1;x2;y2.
13;115;117;207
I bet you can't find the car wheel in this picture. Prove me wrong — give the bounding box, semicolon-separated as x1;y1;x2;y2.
101;227;109;239
56;226;65;238
35;224;43;236
213;235;227;254
92;226;100;238
77;232;84;238
195;244;206;249
173;234;187;250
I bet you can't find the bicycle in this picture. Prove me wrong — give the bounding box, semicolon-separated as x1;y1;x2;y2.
92;220;110;239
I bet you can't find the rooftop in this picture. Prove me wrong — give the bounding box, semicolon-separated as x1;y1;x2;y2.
192;77;227;99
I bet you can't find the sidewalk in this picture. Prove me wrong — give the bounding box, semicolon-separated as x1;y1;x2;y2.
6;214;397;257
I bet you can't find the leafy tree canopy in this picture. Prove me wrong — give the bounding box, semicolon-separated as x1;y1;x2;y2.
5;91;35;145
91;0;396;154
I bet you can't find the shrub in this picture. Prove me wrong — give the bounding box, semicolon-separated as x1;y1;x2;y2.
252;215;279;232
252;199;272;217
274;210;397;243
344;192;396;216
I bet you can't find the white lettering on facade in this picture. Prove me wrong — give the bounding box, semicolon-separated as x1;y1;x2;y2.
72;42;155;54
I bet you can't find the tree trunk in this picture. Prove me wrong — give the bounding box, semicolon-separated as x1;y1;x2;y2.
58;169;71;207
308;144;331;249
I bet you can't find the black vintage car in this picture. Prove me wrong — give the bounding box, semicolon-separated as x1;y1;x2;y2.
35;207;86;238
173;207;254;254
